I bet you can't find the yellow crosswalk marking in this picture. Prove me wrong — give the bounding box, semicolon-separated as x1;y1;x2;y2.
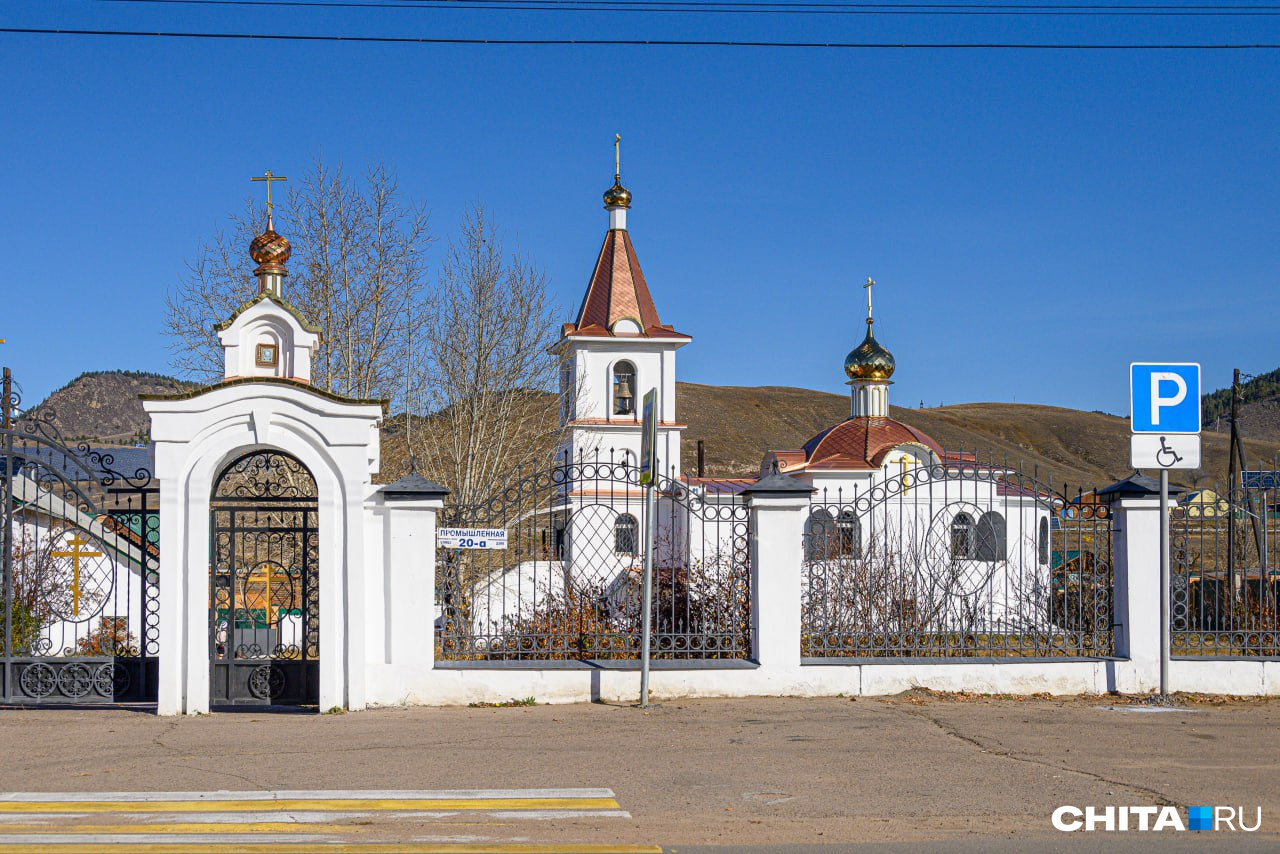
0;789;654;852
0;822;362;834
0;845;663;853
0;797;621;814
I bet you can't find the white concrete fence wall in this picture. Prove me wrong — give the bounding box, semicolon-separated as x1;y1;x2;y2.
358;487;1280;709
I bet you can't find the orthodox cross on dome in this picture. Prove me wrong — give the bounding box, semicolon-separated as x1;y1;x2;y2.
251;170;288;228
604;135;632;213
864;276;876;328
51;534;102;617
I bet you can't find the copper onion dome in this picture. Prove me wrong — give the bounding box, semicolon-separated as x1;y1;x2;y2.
844;326;896;381
250;227;291;269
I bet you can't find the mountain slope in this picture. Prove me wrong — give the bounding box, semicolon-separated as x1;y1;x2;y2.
29;371;1280;491
28;371;196;444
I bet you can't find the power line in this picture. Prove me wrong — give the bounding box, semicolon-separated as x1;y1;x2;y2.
5;26;1280;46
98;0;1280;15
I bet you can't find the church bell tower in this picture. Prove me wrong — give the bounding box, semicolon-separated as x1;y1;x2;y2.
554;137;691;476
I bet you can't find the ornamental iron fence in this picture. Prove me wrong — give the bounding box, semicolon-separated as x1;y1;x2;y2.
1171;471;1280;658
802;454;1113;659
1;369;159;703
435;451;751;663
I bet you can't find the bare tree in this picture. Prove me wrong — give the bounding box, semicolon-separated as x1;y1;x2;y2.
165;157;431;407
407;206;565;506
172;162;568;500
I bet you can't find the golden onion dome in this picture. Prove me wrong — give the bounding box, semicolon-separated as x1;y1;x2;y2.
603;179;632;209
249;227;291;268
844;325;896;381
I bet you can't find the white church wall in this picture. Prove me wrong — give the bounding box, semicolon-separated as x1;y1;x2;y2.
216;300;317;383
571;344;668;423
560;336;684;478
802;473;1052;636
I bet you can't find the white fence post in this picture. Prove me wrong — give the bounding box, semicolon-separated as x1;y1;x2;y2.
744;471;814;675
1104;476;1164;693
369;470;448;703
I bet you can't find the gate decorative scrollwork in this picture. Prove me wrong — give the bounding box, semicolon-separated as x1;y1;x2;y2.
436;451;752;663
2;369;159;703
209;450;319;705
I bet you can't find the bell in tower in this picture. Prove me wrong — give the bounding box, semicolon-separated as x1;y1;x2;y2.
613;362;636;416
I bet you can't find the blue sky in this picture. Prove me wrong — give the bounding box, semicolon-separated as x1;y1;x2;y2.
2;2;1278;415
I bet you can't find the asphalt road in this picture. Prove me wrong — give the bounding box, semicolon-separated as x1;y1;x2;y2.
0;692;1277;851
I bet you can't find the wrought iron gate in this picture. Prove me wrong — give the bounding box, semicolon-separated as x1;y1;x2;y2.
209;450;319;705
1;371;159;703
436;452;752;663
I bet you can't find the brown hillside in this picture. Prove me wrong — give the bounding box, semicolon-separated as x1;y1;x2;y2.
30;372;1280;492
678;383;1280;492
29;371;195;444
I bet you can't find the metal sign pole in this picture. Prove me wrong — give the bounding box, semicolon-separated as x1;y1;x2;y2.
1130;362;1200;701
639;478;655;708
1159;468;1170;698
2;367;12;703
637;388;658;708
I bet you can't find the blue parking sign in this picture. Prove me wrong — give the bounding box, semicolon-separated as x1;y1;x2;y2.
1130;363;1201;434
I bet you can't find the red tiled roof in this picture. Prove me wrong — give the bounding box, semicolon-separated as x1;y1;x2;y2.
682;476;757;495
800;417;943;471
563;229;687;339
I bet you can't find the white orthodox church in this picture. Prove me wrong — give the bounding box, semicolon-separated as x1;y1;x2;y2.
763;287;1055;635
125;151;1053;713
454;156;1056;648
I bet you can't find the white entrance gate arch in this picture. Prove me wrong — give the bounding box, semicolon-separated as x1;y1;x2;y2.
144;380;383;714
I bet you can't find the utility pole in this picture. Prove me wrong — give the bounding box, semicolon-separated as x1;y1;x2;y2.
2;366;11;430
1228;368;1265;599
1229;369;1239;598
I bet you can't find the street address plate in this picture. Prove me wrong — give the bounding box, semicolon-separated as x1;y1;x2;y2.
437;527;508;549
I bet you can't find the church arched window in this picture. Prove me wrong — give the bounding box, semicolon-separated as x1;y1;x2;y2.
615;513;638;556
559;361;574;422
805;509;835;561
837;510;862;560
950;512;975;560
974;511;1006;562
1038;516;1050;566
612;361;636;416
